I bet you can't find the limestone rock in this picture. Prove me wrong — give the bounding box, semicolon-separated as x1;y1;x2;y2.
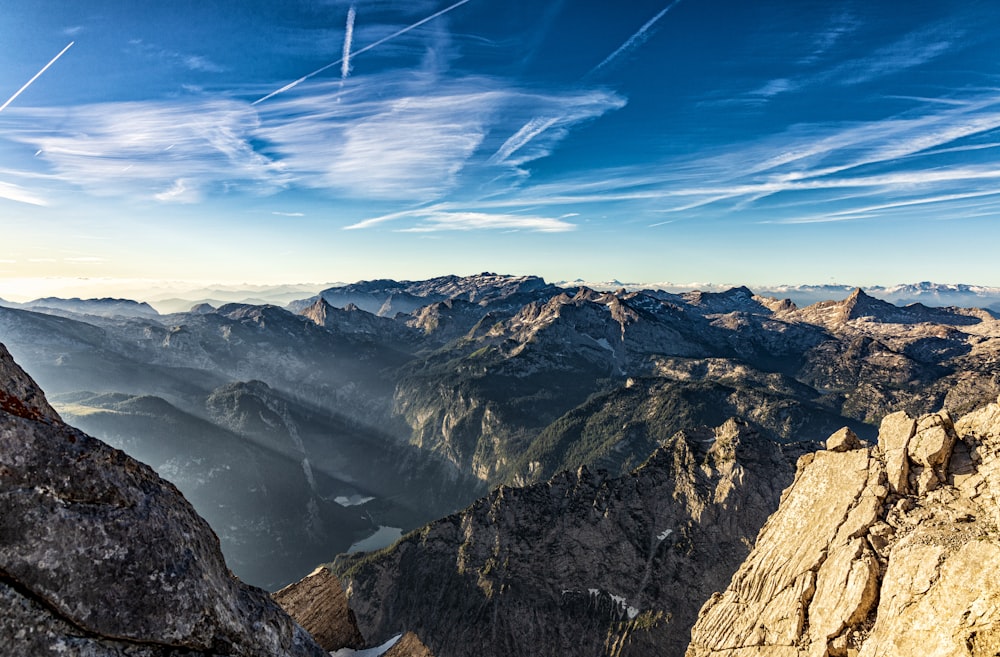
877;411;914;495
273;566;365;651
687;399;1000;657
686;447;874;654
907;411;957;493
825;427;862;452
0;342;326;657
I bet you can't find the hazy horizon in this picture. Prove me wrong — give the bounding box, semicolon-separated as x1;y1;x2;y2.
3;273;1000;308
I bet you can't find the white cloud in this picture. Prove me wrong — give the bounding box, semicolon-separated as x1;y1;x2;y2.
127;40;225;73
255;75;624;200
6;99;285;200
748;78;794;99
799;11;858;65
0;180;47;206
2;68;623;205
391;210;577;232
488;89;625;166
155;179;200;203
835;28;955;85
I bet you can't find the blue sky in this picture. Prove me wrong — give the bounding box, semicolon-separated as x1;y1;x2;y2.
2;0;1000;298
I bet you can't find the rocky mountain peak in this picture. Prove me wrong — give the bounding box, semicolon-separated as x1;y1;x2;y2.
20;296;160;318
840;286;889;318
301;297;334;324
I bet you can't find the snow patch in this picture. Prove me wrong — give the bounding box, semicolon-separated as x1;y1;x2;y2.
594;337;614;352
330;634;402;657
334;494;375;507
588;587;641;619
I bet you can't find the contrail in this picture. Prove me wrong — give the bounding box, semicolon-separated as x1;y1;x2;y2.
254;0;472;105
490;116;560;164
0;41;74;113
588;0;682;76
492;3;681;164
342;6;357;79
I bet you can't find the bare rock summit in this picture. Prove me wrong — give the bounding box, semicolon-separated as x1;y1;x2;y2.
686;397;1000;657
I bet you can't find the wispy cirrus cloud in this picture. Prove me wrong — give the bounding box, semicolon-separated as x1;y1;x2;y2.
724;22;959;106
127;39;225;73
0;180;48;206
366;88;1000;229
345;206;576;232
799;11;859;65
2;69;622;205
6;99;284;201
255;82;494;200
769;190;1000;224
833;27;956;86
487;91;626;166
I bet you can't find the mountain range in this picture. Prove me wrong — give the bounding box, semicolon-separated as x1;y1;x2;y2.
3;272;1000;656
1;273;999;592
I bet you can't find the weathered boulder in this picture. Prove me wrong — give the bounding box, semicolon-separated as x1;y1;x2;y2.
825;427;863;452
686;399;1000;657
907;411;957;493
0;342;326;657
877;411;914;494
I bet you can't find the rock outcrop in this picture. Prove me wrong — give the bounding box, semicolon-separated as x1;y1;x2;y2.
273;566;365;651
0;342;326;656
335;418;810;657
384;632;436;657
686;398;1000;657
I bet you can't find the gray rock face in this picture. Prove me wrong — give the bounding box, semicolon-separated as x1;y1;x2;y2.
686;398;1000;657
335;419;809;657
0;342;326;657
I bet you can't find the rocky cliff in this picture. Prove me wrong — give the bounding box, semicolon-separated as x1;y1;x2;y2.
334;418;811;657
686;398;1000;657
272;566;365;651
0;342;326;656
